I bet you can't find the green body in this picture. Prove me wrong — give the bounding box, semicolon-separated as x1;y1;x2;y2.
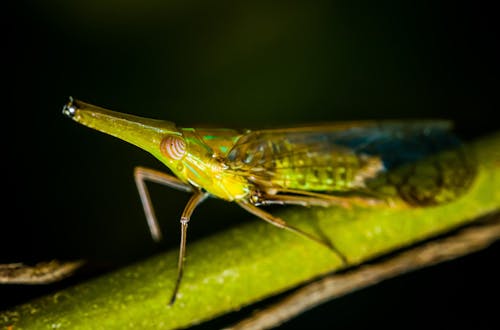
63;98;476;207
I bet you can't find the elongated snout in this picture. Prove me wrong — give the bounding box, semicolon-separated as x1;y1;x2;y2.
62;97;180;160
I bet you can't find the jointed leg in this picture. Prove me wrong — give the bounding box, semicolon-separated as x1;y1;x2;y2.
134;166;193;242
169;190;209;305
255;194;337;207
272;188;384;208
238;201;348;264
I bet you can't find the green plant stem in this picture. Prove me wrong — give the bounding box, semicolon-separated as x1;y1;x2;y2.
229;214;500;330
1;133;499;330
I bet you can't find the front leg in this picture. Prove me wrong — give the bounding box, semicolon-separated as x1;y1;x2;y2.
169;190;209;305
134;166;193;241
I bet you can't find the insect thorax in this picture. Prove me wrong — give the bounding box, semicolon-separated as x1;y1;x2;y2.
179;130;251;201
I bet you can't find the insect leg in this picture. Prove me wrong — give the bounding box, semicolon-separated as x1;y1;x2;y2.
134;166;193;242
237;201;347;264
255;194;337;207
169;190;210;305
273;188;385;208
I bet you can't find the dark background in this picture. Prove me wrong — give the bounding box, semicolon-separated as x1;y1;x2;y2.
4;1;498;329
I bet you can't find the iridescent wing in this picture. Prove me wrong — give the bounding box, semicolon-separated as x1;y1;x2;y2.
226;121;476;206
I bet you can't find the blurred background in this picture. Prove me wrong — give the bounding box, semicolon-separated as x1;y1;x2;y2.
4;0;498;328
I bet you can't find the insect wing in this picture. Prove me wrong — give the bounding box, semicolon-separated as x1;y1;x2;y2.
225;121;476;205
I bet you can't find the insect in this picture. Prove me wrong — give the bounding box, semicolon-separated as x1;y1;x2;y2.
62;97;476;304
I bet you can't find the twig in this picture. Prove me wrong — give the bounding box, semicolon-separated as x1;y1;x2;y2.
0;260;84;284
228;214;500;330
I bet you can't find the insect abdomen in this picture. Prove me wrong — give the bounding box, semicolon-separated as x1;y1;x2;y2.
230;137;383;192
271;152;382;191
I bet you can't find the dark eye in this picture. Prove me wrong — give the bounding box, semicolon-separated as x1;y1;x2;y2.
160;136;186;160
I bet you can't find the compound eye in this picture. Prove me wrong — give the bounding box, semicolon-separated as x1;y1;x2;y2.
160;136;186;160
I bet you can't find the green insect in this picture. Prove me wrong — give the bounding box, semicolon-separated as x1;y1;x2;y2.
62;97;476;304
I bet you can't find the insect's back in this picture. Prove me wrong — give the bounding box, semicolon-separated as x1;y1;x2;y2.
226;121;476;206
